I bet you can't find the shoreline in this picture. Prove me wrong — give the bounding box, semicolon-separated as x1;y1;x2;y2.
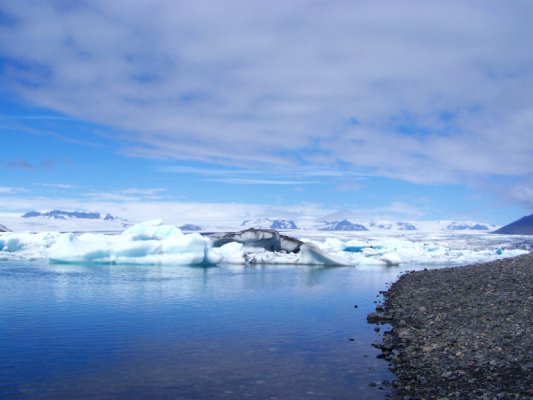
370;253;533;399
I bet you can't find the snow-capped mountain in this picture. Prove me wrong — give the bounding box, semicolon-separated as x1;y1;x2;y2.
2;210;130;232
241;218;297;230
318;219;368;231
0;223;10;232
179;224;202;231
237;217;499;234
271;220;297;229
368;221;417;231
22;210;120;221
408;220;498;233
446;221;493;231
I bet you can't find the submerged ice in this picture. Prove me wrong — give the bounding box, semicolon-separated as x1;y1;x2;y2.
0;220;529;266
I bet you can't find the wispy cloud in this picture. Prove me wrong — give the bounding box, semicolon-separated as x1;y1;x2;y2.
159;165;258;176
159;164;368;187
119;188;166;196
36;183;75;189
0;160;55;170
206;178;316;185
0;160;34;170
0;115;74;121
332;182;362;192
0;186;27;194
83;188;167;202
506;180;533;210
0;1;532;199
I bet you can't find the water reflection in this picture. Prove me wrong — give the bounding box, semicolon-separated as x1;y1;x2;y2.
0;261;404;399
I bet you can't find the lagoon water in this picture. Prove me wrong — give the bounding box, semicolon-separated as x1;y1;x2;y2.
0;261;418;399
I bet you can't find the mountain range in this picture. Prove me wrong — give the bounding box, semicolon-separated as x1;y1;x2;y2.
22;210;120;221
241;218;297;230
1;210;130;232
238;217;499;232
4;209;529;235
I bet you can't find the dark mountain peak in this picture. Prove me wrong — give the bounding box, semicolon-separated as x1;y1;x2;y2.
270;219;297;229
397;222;417;231
320;219;368;231
241;218;297;230
21;210;120;221
179;224;202;231
447;222;490;231
493;214;533;235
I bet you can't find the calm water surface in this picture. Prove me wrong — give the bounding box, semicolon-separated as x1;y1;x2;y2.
0;261;422;399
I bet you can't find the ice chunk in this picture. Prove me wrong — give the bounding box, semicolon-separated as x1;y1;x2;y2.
212;242;244;264
4;237;23;252
280;235;303;253
122;219;182;240
322;238;346;252
380;253;401;266
47;221;220;265
0;222;530;266
210;228;302;253
299;243;348;266
0;231;62;259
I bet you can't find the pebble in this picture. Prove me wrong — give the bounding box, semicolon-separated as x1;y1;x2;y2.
368;253;533;400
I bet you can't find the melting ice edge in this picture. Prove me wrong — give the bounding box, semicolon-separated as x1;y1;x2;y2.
0;220;529;266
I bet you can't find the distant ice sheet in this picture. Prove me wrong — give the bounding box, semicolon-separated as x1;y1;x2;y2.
0;221;529;266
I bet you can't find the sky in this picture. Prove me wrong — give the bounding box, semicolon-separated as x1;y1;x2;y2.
0;0;532;226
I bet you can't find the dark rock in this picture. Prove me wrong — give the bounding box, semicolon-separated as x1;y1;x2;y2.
207;228;303;253
371;253;533;400
367;312;392;323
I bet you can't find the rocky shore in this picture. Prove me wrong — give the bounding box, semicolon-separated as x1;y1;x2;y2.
369;253;533;400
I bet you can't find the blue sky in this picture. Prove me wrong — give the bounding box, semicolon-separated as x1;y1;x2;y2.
0;1;532;225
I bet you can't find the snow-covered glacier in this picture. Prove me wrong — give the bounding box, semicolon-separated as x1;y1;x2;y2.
0;220;530;266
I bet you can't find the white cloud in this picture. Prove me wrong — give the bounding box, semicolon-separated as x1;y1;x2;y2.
0;191;432;226
36;183;76;189
0;0;532;188
83;188;167;202
0;194;285;226
205;178;316;185
119;188;166;195
507;181;533;210
0;186;27;194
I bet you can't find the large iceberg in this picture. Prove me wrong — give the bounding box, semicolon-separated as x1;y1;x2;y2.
0;221;530;266
46;220;221;265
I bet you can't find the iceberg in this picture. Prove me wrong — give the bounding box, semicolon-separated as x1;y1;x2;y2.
46;220;221;266
0;221;529;266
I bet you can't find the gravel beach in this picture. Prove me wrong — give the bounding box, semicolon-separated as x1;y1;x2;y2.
370;253;533;400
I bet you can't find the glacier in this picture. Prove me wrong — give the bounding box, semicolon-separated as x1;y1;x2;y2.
0;220;530;266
